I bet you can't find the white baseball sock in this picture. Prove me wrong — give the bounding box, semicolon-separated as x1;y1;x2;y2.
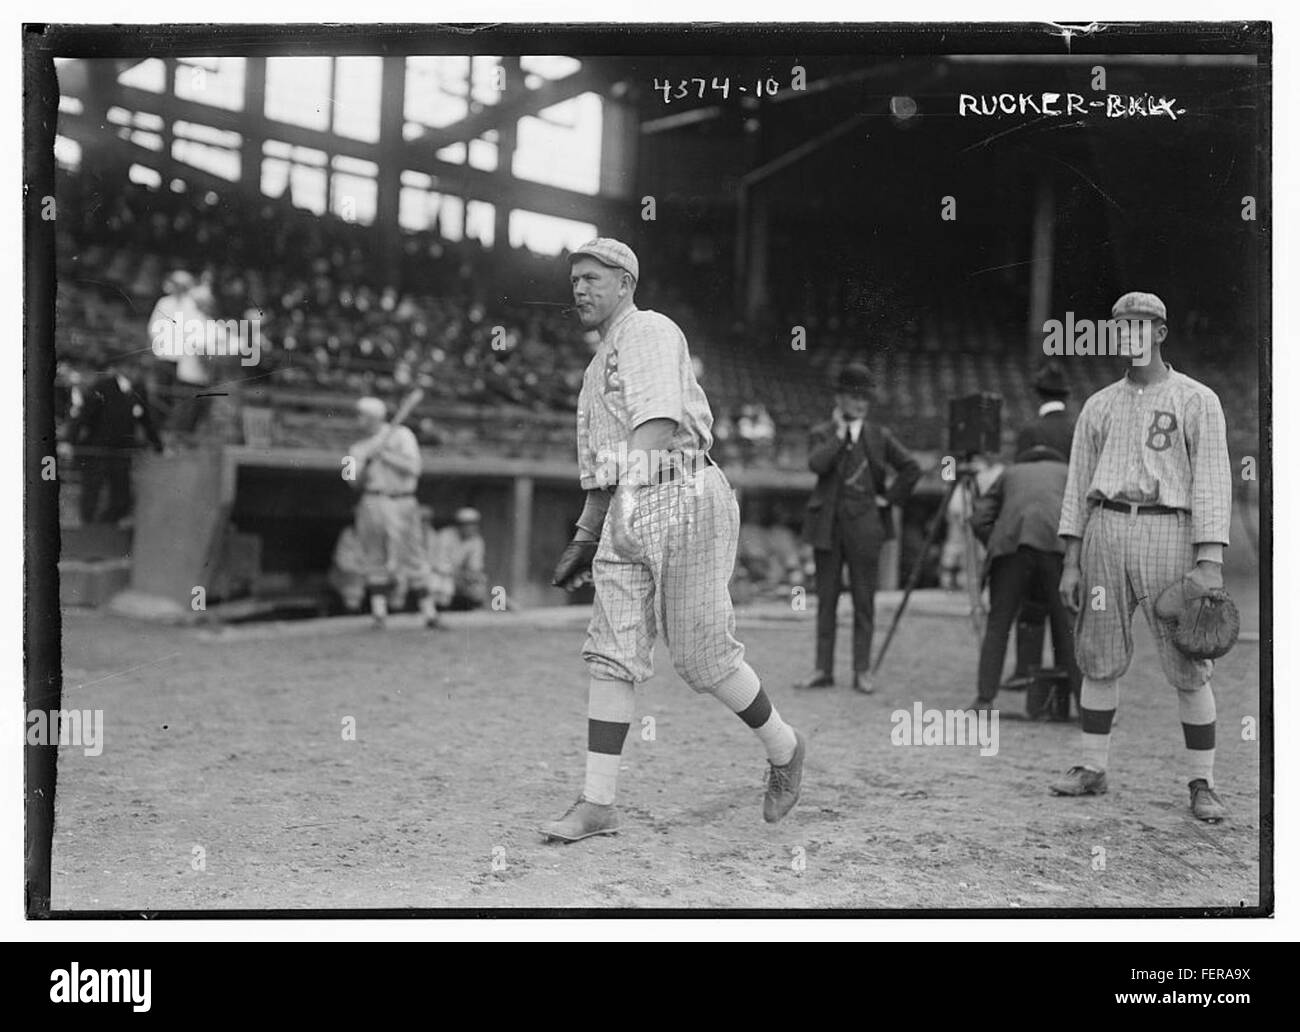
712;662;797;766
1178;682;1217;787
585;677;635;805
1078;676;1118;772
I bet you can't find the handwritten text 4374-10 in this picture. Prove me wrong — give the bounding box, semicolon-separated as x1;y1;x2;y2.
654;77;783;103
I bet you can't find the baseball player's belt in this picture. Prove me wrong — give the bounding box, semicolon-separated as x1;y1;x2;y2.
655;452;717;485
1099;499;1183;516
363;490;417;498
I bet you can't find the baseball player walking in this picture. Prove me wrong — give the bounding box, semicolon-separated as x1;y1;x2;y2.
543;238;805;842
1051;292;1232;822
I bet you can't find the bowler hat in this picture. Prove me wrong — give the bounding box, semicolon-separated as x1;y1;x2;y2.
1034;362;1069;399
834;363;873;397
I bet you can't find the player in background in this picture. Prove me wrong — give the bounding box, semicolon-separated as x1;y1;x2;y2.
347;396;440;630
439;507;489;611
1051;292;1232;822
542;238;805;842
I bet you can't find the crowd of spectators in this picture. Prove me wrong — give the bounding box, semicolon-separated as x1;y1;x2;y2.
54;170;596;444
52;167;1256;474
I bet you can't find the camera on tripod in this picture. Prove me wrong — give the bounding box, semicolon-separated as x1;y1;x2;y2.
948;392;1003;461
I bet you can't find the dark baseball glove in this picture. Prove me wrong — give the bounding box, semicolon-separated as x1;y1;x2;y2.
1155;576;1241;660
552;538;599;591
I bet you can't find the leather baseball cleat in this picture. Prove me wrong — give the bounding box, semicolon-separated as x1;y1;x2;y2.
763;729;806;823
541;796;621;842
794;671;834;690
1049;765;1109;796
1189;779;1227;822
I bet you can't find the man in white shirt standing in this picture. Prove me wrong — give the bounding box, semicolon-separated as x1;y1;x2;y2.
148;270;212;432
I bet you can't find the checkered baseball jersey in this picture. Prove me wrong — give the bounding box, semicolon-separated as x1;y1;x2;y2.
576;306;714;489
1058;366;1231;545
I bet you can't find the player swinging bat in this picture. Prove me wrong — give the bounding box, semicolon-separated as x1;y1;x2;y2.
345;389;442;629
543;238;806;843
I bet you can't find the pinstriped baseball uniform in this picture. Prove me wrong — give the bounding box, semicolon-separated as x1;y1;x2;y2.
577;306;744;691
1060;365;1232;687
576;307;713;489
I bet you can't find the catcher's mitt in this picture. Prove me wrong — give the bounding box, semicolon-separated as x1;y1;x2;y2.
552;539;598;591
1155;576;1241;660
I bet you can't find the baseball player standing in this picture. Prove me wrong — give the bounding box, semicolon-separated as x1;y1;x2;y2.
1051;292;1232;821
543;238;805;842
348;396;440;629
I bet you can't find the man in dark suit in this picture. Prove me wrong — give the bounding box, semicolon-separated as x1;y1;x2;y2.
1005;362;1076;689
71;355;163;525
796;363;921;694
967;443;1081;712
1015;362;1074;467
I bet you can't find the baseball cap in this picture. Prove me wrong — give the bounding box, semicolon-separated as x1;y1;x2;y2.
1111;291;1167;321
455;507;481;524
356;396;386;420
569;238;639;283
834;362;874;397
164;270;196;294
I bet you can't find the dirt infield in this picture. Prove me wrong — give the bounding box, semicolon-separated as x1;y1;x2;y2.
50;587;1263;913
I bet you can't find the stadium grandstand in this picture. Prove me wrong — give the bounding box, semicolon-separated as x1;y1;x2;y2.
48;50;1263;615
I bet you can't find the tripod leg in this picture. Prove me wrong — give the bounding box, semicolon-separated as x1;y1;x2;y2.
871;476;960;676
961;476;988;640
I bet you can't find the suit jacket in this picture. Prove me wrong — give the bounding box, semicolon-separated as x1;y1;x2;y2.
801;418;921;550
969;455;1069;579
72;373;162;452
1015;409;1075;463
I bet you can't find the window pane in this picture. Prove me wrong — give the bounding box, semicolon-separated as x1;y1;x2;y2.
333;56;382;143
404;56;469;129
519;55;581;80
129;164;161;187
289;166;327;215
467;137;497;172
465;200;494;247
265;56;331;131
262;157;290;200
262;139;325;165
332;172;376;224
118;59;166;93
513;92;602;196
172;138;240;182
333;154;378;177
399;186;430;231
54;135;82;171
439;195;465;241
509;210;597;256
174;57;245;112
127;130;163;152
174;120;240;148
470;56;502;106
436;142;466;164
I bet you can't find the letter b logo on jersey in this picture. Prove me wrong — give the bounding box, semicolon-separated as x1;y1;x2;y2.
1145;411;1179;451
